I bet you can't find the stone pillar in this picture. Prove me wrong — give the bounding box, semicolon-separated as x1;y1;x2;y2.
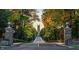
64;22;73;46
1;22;15;47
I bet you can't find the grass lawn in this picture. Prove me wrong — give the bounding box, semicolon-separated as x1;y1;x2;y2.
71;45;79;48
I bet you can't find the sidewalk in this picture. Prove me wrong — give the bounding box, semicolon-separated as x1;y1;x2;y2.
13;42;23;47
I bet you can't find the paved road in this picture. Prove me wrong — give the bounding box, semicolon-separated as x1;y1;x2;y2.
1;43;78;50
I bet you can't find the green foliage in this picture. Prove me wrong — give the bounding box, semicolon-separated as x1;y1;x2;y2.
42;9;79;41
72;20;78;38
8;10;20;22
14;22;36;42
41;9;64;42
23;23;36;39
1;9;79;42
0;9;36;42
40;26;59;42
0;10;10;33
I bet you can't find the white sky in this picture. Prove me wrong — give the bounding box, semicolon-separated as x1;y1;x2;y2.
36;9;43;20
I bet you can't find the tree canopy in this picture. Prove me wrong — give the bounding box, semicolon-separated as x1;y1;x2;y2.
0;9;79;42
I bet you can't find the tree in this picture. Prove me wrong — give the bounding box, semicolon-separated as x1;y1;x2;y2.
41;9;65;42
0;9;10;38
0;9;36;42
42;9;79;42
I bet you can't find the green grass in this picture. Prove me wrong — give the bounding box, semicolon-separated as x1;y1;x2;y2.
72;45;79;48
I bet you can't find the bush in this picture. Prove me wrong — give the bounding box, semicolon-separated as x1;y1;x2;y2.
14;23;36;43
23;23;36;42
40;26;59;42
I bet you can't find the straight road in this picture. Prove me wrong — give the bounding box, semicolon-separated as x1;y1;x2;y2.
2;43;78;50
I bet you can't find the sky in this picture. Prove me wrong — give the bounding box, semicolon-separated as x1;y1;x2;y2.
36;9;43;20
